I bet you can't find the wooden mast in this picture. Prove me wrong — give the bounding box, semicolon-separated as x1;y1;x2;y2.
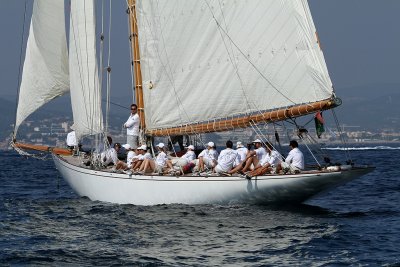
127;0;145;129
146;98;340;137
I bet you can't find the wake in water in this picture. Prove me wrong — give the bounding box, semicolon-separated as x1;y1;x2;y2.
322;145;400;151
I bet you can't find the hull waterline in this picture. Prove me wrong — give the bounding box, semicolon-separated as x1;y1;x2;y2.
53;154;374;205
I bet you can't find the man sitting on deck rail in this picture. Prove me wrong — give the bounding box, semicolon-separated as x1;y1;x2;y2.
276;140;304;174
228;139;266;175
168;145;196;167
130;145;149;172
137;143;173;175
235;141;248;164
116;144;136;171
195;142;219;173
214;140;240;176
246;142;282;178
101;143;121;167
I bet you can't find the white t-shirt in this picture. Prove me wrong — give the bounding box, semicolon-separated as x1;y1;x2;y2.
66;131;77;146
216;148;240;172
101;148;118;166
124;113;140;136
236;147;248;162
126;151;136;167
155;151;168;167
198;149;218;162
181;150;196;162
285;147;304;170
260;150;282;167
138;152;152;161
255;147;266;160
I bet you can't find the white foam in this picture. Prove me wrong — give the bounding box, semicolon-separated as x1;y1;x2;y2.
322;146;400;151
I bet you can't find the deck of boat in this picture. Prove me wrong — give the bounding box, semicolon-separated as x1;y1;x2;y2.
58;154;326;177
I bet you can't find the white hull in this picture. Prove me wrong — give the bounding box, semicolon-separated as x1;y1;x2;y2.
53;154;373;205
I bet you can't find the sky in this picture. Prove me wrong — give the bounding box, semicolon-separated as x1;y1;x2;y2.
1;0;400;102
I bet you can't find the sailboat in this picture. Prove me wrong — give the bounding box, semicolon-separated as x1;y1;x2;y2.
12;0;374;205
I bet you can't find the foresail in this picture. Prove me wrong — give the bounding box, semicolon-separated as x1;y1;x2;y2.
69;0;103;140
136;0;334;132
15;0;69;134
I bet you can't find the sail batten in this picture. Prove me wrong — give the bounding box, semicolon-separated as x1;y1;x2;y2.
15;0;69;134
136;0;334;132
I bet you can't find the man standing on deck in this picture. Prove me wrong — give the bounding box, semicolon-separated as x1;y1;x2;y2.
123;104;140;149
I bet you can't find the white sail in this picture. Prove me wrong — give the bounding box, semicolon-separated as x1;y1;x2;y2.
15;0;69;133
69;0;103;139
136;0;334;131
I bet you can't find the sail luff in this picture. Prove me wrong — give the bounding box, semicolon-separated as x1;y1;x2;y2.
14;0;69;134
69;0;103;140
127;0;146;129
146;98;339;136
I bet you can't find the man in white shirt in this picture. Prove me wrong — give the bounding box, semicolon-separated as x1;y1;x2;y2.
197;141;218;172
123;104;140;149
277;140;304;173
139;143;172;174
235;141;248;164
169;145;196;167
247;143;282;177
66;130;77;150
116;144;136;171
215;140;240;175
131;145;150;171
229;139;266;174
101;143;121;167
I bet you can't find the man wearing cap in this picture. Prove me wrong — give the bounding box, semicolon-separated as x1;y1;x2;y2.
215;140;240;175
229;139;266;174
196;141;218;173
169;145;196;167
276;140;304;173
123;104;140;149
131;145;149;171
116;144;136;171
246;142;282;177
235;141;248;164
138;143;172;174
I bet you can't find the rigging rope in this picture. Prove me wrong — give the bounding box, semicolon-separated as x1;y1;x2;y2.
331;109;352;163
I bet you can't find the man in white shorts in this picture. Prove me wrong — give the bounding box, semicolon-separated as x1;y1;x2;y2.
196;142;218;173
215;140;240;176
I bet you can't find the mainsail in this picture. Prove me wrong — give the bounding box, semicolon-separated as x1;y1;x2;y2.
69;0;103;140
136;0;335;135
14;0;69;134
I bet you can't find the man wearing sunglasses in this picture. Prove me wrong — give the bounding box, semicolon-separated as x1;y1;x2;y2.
123;104;140;149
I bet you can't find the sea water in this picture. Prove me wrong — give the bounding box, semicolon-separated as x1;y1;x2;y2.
1;144;400;266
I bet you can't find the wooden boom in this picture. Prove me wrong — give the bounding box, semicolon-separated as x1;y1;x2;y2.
13;142;72;156
146;98;339;137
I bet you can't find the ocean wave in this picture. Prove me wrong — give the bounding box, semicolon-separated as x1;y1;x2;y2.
322;146;400;151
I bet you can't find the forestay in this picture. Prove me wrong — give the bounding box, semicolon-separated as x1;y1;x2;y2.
69;0;103;140
136;0;333;131
15;0;69;134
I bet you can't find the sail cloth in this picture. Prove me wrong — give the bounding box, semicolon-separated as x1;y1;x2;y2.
69;0;103;140
15;0;69;134
136;0;334;131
